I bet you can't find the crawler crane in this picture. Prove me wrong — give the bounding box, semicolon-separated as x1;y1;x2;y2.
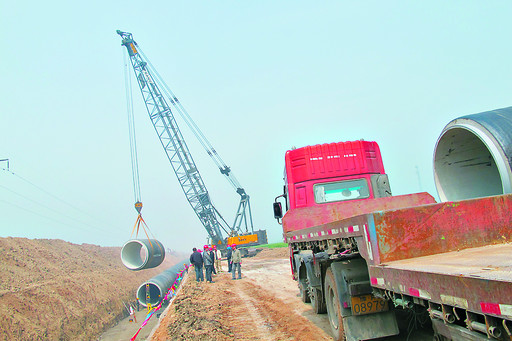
117;30;267;252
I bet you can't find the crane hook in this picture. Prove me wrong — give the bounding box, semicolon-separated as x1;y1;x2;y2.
135;201;143;214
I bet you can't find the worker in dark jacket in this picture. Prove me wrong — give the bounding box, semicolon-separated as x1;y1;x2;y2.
190;248;204;282
210;247;217;275
226;245;233;272
203;245;214;283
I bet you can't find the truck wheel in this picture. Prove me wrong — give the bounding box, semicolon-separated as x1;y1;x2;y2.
325;267;344;340
310;287;327;314
299;281;310;303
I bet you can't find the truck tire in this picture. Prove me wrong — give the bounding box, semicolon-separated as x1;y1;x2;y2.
309;287;327;314
325;267;344;341
299;281;310;303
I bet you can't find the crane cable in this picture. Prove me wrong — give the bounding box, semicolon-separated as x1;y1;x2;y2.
138;48;243;192
137;48;236;234
123;50;155;245
124;51;142;204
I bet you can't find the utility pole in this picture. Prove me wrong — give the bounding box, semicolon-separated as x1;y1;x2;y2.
0;159;9;171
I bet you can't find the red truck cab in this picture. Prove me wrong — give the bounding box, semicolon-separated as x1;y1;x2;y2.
285;141;390;210
275;141;392;222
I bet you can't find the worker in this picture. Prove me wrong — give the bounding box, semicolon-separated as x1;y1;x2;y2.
213;245;222;273
210;246;217;275
129;304;137;323
203;245;214;283
226;244;233;272
231;244;242;280
189;247;204;282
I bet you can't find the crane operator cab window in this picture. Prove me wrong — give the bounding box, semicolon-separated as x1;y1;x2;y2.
314;179;370;204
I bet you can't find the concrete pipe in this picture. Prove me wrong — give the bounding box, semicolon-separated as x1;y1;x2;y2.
121;239;165;271
137;261;188;307
434;106;512;202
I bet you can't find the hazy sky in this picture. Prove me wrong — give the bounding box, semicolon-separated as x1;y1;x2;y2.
1;2;511;252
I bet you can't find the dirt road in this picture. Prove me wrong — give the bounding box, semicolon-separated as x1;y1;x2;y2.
150;248;333;341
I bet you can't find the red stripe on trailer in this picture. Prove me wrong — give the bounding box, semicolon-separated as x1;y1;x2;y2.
370;277;378;285
481;302;501;315
348;225;354;232
409;288;420;297
328;230;333;235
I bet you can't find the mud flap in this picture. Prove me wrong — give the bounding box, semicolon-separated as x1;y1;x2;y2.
343;311;398;341
330;259;399;340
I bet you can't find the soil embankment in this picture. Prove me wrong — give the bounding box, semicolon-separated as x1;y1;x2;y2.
0;237;181;340
150;248;333;341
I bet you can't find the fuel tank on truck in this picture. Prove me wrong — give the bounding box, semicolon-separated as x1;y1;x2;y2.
434;106;512;202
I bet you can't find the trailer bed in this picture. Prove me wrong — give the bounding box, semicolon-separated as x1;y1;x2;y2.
380;243;512;281
285;194;512;320
369;243;512;318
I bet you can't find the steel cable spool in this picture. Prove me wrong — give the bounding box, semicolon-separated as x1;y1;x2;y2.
121;239;165;270
433;106;512;202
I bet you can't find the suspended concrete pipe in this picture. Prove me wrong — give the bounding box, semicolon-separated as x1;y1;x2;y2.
137;261;189;307
433;106;512;202
121;239;165;271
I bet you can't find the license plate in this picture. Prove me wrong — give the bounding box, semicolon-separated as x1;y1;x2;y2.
351;294;388;315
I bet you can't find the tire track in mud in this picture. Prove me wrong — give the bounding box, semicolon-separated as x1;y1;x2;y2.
226;281;290;340
228;279;330;340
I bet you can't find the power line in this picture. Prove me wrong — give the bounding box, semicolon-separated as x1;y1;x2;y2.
0;198;107;234
0;167;110;227
0;184;113;234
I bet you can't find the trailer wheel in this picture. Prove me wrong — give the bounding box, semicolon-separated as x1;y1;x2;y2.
310;287;327;314
299;281;310;303
325;267;344;340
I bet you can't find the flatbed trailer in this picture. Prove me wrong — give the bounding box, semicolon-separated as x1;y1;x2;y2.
283;192;512;340
273;107;512;340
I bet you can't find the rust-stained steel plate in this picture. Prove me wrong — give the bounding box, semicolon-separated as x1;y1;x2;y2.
371;194;512;263
282;192;436;233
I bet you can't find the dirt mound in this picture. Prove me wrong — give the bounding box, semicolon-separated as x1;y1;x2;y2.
151;247;332;341
0;237;182;341
254;247;289;259
155;279;235;340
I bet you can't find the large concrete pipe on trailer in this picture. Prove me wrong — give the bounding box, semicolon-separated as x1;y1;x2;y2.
273;106;512;341
137;261;188;307
434;106;512;202
121;239;165;270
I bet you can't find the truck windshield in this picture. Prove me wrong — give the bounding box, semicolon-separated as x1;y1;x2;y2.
313;179;370;203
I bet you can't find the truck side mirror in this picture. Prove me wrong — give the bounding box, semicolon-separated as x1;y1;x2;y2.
273;202;283;219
